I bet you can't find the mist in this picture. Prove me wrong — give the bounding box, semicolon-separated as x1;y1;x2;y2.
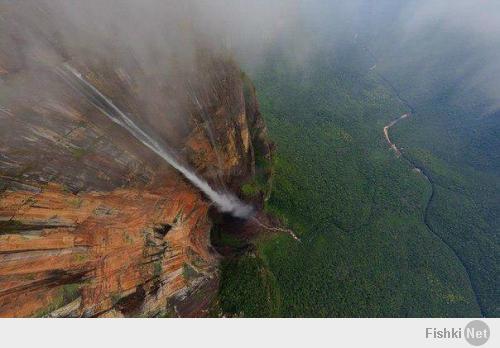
3;0;499;104
55;63;253;218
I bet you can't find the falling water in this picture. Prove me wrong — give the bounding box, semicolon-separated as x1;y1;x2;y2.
57;64;253;218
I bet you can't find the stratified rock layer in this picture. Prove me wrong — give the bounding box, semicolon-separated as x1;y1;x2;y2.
0;3;271;317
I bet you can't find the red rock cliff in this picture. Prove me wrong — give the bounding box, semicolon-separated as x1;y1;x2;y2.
0;3;271;317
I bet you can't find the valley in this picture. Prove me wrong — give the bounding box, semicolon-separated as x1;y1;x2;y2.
216;42;485;317
383;112;484;316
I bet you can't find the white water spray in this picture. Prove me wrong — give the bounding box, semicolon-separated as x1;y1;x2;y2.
58;64;253;218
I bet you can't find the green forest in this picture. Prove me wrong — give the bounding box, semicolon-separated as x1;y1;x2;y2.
216;38;498;317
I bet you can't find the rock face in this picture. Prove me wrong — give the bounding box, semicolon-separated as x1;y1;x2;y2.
0;3;271;317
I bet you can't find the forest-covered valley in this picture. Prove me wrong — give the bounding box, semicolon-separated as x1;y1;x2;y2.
217;33;498;317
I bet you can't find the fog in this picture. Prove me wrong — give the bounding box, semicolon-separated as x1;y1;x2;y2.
56;63;253;217
354;0;500;111
2;0;499;105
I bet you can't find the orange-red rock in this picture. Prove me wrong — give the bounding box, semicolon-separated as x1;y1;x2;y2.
0;1;272;317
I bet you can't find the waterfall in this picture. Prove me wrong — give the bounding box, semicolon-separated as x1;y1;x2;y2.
57;64;253;218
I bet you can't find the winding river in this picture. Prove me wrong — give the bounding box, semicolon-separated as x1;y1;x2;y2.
383;113;484;316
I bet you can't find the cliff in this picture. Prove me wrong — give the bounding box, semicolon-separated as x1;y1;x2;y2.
0;4;272;317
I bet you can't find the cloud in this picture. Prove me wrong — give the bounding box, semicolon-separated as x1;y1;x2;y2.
2;0;499;109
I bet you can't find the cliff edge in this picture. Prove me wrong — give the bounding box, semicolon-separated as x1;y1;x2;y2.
0;3;272;317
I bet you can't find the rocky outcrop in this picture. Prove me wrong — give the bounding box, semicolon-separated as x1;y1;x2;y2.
0;3;270;317
0;183;215;317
